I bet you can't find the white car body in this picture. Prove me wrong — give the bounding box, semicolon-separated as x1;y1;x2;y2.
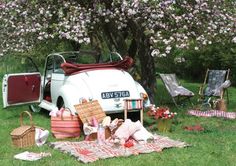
2;51;150;114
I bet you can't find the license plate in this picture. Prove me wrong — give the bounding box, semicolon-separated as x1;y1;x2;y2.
101;91;130;99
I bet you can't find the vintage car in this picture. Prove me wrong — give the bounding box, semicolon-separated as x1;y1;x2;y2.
2;51;150;114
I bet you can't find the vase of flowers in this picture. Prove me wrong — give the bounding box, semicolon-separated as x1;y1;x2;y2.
147;105;177;132
157;118;172;132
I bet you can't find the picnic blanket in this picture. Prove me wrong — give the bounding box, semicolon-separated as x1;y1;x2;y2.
188;110;236;119
48;135;188;163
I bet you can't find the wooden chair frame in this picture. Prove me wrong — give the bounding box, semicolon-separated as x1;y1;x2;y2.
159;73;194;107
198;69;230;103
124;99;143;124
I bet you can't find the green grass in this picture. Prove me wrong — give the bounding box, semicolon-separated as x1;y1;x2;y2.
1;76;236;165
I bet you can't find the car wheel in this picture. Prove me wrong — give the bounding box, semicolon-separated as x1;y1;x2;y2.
29;104;41;112
57;97;65;109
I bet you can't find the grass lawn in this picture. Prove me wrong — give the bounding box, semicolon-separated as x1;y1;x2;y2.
0;77;236;165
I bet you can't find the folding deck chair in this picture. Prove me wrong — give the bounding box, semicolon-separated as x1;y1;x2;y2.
159;74;194;107
199;69;231;104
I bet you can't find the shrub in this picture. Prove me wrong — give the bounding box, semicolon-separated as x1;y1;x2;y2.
156;42;236;85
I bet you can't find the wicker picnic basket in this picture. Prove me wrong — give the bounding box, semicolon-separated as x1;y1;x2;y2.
215;99;227;112
10;111;35;148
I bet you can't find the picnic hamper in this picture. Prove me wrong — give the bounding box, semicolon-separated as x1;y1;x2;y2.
215;99;227;112
10;111;35;148
74;100;108;140
74;100;123;140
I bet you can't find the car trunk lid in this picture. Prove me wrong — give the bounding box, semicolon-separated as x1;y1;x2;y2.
78;69;141;112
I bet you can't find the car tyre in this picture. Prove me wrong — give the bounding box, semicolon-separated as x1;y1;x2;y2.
57;97;65;109
29;104;41;112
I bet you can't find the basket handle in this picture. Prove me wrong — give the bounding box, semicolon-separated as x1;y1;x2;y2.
20;111;34;127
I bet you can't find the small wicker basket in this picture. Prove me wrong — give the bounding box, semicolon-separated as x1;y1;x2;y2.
10;111;35;148
215;99;227;112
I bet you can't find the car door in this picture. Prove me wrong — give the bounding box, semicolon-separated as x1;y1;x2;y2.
2;56;41;108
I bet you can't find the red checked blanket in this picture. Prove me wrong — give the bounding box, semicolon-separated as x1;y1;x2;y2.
48;135;188;163
188;110;236;119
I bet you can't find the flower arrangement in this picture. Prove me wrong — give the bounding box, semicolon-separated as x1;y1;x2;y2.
147;105;177;120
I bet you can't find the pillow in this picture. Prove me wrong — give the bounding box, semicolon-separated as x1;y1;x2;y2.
132;122;153;142
114;119;142;141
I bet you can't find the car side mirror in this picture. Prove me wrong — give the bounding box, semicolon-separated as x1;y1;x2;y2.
46;73;51;80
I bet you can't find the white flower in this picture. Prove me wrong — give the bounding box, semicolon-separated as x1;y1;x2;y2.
31;28;36;32
160;53;167;57
163;39;169;45
151;49;160;57
174;57;185;63
232;37;236;43
44;34;48;38
39;9;44;15
127;9;136;15
84;37;91;43
166;46;172;51
37;36;43;40
78;39;83;43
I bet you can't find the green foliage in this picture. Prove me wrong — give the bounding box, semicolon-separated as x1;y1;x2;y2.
1;39;87;74
182;43;236;84
156;42;236;84
26;39;75;70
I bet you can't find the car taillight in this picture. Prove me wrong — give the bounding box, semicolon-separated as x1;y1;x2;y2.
140;93;148;100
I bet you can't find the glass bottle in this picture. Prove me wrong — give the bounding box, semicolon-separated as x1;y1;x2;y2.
97;123;105;145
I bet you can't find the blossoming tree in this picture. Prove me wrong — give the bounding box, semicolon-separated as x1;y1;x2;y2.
0;0;235;102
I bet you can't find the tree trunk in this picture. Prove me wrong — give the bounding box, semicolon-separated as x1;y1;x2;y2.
128;39;137;58
126;20;157;104
70;40;81;51
102;21;127;55
137;37;156;104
